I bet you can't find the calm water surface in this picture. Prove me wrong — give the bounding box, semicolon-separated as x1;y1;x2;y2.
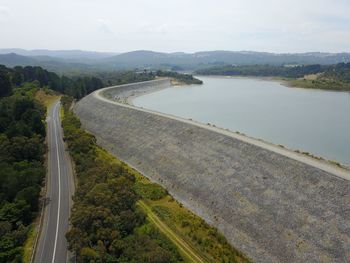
134;76;350;165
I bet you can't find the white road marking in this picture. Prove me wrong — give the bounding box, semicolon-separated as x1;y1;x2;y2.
38;105;55;262
51;102;62;263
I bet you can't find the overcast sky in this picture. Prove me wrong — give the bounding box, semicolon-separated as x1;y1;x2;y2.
0;0;350;53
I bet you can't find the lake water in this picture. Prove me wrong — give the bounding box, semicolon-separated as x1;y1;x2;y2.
133;76;350;165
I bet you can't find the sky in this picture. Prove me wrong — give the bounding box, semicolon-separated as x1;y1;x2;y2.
0;0;350;53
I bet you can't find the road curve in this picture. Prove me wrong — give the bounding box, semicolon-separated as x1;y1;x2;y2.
34;101;75;263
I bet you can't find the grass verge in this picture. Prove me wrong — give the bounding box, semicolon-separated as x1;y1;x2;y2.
22;225;36;263
134;173;250;263
35;88;61;108
138;200;205;263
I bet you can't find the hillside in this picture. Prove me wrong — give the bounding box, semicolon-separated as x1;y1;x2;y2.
1;49;350;73
98;50;350;70
0;48;118;61
0;53;38;67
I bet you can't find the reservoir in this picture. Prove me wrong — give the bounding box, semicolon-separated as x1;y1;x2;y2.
133;76;350;165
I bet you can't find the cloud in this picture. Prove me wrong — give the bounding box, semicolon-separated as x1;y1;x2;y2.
0;0;350;52
0;6;9;17
97;18;114;35
138;22;170;34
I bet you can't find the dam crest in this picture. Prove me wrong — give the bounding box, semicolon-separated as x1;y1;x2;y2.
75;79;350;263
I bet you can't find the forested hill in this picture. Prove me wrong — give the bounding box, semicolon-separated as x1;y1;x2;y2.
195;62;350;78
0;65;104;99
195;64;327;78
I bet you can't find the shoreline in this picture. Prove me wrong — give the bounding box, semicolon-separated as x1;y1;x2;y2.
196;74;350;93
126;77;198;105
123;77;350;171
126;84;169;105
95;85;350;180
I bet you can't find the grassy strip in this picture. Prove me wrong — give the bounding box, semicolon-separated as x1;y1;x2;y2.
94;145;250;262
92;148;197;262
138;200;205;263
134;174;250;263
98;148;250;262
34;88;61;108
94;147;249;262
22;225;36;263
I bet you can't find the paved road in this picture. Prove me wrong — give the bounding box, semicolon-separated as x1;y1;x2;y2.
34;101;75;263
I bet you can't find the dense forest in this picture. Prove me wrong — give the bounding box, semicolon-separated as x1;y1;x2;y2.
61;97;182;262
95;70;155;86
91;69;203;86
0;65;104;99
1;64;202;101
155;70;203;84
195;64;327;78
0;81;46;262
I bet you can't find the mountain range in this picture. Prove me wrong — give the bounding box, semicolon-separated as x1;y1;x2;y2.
1;49;350;73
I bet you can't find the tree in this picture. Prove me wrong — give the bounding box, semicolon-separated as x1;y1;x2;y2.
0;71;12;97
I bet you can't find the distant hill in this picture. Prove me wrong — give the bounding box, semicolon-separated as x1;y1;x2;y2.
101;50;350;70
0;48;119;63
1;49;350;73
0;53;38;67
100;50;192;69
0;53;96;74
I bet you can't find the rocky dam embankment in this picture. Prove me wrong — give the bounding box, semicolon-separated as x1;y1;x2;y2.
74;79;350;263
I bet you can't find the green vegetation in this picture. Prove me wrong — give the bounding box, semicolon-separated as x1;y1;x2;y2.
288;63;350;91
195;63;350;91
134;182;168;201
156;70;203;85
135;174;250;263
0;64;104;99
137;201;205;263
61;97;182;262
0;82;46;262
34;88;61;108
288;78;350;91
1;64;202;103
22;225;36;263
95;70;202;86
95;70;155;86
195;64;325;78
